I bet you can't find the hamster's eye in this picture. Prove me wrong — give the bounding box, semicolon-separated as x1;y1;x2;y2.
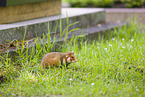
72;57;74;58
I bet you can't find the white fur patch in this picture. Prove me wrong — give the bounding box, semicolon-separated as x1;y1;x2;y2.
63;58;66;65
67;57;71;63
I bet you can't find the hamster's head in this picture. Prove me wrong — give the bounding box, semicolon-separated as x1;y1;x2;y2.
66;51;77;63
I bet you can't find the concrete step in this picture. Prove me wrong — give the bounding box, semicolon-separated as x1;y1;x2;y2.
0;8;105;44
106;8;145;25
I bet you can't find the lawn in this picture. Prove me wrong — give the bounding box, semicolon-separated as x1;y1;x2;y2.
0;21;145;96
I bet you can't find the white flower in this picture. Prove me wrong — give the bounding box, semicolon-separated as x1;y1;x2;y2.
136;86;138;88
136;89;139;92
91;83;95;86
99;91;103;94
122;38;124;41
130;45;133;48
69;78;73;81
131;39;134;42
97;24;101;27
122;46;125;49
112;38;115;40
92;51;93;55
109;44;112;46
104;48;107;51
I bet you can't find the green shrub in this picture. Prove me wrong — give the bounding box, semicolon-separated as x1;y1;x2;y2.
121;0;144;7
67;0;114;7
63;0;145;8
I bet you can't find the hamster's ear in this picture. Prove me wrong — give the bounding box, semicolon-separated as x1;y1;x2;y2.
67;51;71;55
72;51;74;54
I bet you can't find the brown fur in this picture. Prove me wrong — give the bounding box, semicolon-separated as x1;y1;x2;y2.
41;51;77;68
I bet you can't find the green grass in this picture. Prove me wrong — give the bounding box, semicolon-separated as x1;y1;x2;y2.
0;21;145;96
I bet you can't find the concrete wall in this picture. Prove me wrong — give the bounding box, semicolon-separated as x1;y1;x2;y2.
0;0;61;24
106;8;145;24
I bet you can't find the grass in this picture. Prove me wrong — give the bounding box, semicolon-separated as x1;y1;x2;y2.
0;21;145;96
